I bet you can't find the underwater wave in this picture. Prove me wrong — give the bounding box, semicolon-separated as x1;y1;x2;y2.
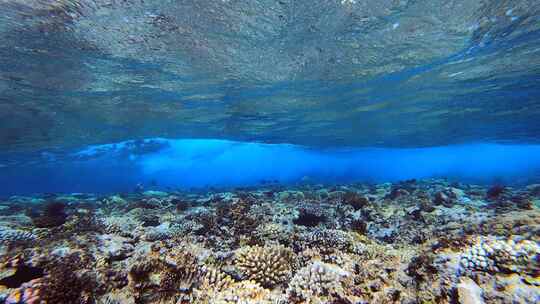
1;138;540;196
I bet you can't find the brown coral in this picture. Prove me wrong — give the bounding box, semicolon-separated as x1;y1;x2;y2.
235;245;294;287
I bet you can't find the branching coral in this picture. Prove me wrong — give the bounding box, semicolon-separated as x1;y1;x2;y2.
294;209;326;227
235;245;294;287
193;267;235;302
201;267;234;292
2;180;539;304
212;280;274;304
286;261;354;303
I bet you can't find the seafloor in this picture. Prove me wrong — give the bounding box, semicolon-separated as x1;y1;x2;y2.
0;179;539;304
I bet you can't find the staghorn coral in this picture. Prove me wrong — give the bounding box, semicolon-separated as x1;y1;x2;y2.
286;261;355;303
235;245;294;288
200;267;234;291
98;293;134;304
128;255;168;303
128;257;159;286
158;270;194;303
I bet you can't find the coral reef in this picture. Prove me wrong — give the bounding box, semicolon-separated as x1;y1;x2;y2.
0;179;539;303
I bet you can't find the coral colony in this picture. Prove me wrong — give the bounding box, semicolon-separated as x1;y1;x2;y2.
0;179;539;303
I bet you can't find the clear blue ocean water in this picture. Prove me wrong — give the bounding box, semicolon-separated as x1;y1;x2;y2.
0;0;539;194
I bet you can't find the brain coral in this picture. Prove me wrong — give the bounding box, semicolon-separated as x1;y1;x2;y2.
235;245;294;287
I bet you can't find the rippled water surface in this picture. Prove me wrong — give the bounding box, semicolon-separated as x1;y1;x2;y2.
1;0;539;152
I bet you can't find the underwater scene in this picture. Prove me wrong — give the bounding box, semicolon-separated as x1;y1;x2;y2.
1;0;540;303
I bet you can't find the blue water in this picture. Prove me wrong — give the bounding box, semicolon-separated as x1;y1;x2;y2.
1;1;540;195
1;138;540;196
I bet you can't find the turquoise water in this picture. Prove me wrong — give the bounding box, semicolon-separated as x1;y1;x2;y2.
0;0;540;192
